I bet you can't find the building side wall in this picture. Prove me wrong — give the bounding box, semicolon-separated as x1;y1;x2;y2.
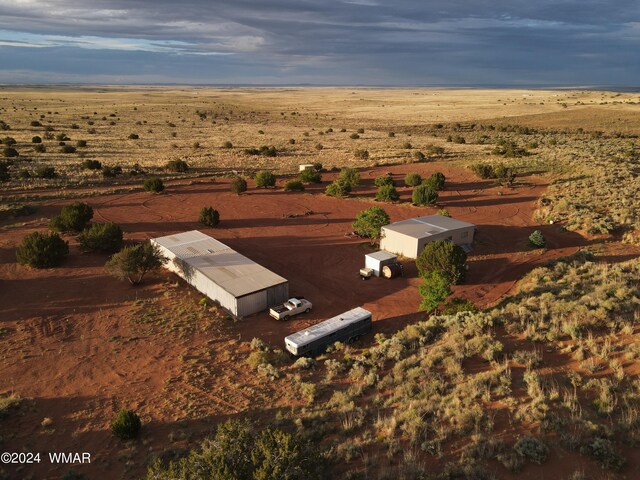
380;230;419;259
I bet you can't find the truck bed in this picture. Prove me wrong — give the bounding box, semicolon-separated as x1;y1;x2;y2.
270;305;289;313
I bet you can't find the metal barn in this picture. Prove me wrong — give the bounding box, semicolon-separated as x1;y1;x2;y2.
380;215;475;259
364;250;397;277
151;230;288;317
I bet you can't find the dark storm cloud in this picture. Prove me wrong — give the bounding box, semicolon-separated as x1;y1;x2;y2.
0;0;638;84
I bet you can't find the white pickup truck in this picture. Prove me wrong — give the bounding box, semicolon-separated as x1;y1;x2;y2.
269;298;313;320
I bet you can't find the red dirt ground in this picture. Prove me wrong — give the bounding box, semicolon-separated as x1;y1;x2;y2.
0;162;633;479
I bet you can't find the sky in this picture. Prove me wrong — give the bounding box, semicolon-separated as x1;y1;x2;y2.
0;0;638;86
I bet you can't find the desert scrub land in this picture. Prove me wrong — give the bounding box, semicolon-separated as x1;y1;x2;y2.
147;252;640;479
0;87;639;243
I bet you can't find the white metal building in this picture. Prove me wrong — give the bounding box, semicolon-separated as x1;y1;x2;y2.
380;215;475;259
298;164;315;172
151;230;289;317
365;250;397;277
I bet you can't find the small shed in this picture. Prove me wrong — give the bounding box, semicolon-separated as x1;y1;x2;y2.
299;164;315;172
151;230;289;317
380;215;475;259
365;250;397;277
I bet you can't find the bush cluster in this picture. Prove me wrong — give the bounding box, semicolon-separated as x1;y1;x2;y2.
199;207;220;227
111;409;142;440
49;202;93;233
78;223;123;253
16;231;69;268
255;170;276;188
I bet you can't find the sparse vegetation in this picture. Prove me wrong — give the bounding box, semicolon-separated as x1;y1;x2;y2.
165;159;189;172
16;231;69;268
299;168;322;183
284;180;305;191
78;222;124;253
111;409;142;440
49;202;94;233
144;177;165;193
230;176;248;194
255;170;277;188
412;184;438;205
199;207;220;227
106;241;166;285
352;206;390;243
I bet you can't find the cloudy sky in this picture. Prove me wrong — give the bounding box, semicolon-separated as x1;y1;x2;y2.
0;0;638;85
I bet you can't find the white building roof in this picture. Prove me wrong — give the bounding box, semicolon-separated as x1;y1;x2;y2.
365;250;397;262
152;230;287;298
382;215;475;239
285;307;371;347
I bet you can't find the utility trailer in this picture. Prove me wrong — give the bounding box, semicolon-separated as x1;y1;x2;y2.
284;307;372;356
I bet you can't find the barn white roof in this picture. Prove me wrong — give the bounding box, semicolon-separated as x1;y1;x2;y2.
151;230;287;298
382;215;475;239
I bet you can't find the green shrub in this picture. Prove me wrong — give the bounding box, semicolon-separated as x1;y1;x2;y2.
3;147;19;158
284;180;304;191
76;140;87;147
16;231;69;268
424;172;445;190
101;165;121;178
143;177;164;193
199;207;220;227
513;436;548;464
32;136;42;143
299;169;322;183
412;184;438;205
33;144;46;153
230;176;248;194
78;223;123;253
418;270;451;312
375;184;400;202
325;180;351;197
352;206;390;242
442;297;478;314
493;139;528;157
81;159;102;170
2;136;16;146
0;163;9;182
581;437;625;471
49;202;93;233
413;151;426;162
357;128;365;134
438;208;451;217
354;149;369;159
313;162;323;171
470;163;495;179
349;133;360;139
222;141;233;148
529;230;546;248
255;170;277;188
106;242;166;285
404;172;422;187
403;141;412;149
494;163;516;186
128;133;139;140
165;159;189;172
374;175;394;187
35;166;56;179
30;120;41;127
338;168;360;187
145;418;326;480
61;145;76;154
111;409;141;440
416;240;467;284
